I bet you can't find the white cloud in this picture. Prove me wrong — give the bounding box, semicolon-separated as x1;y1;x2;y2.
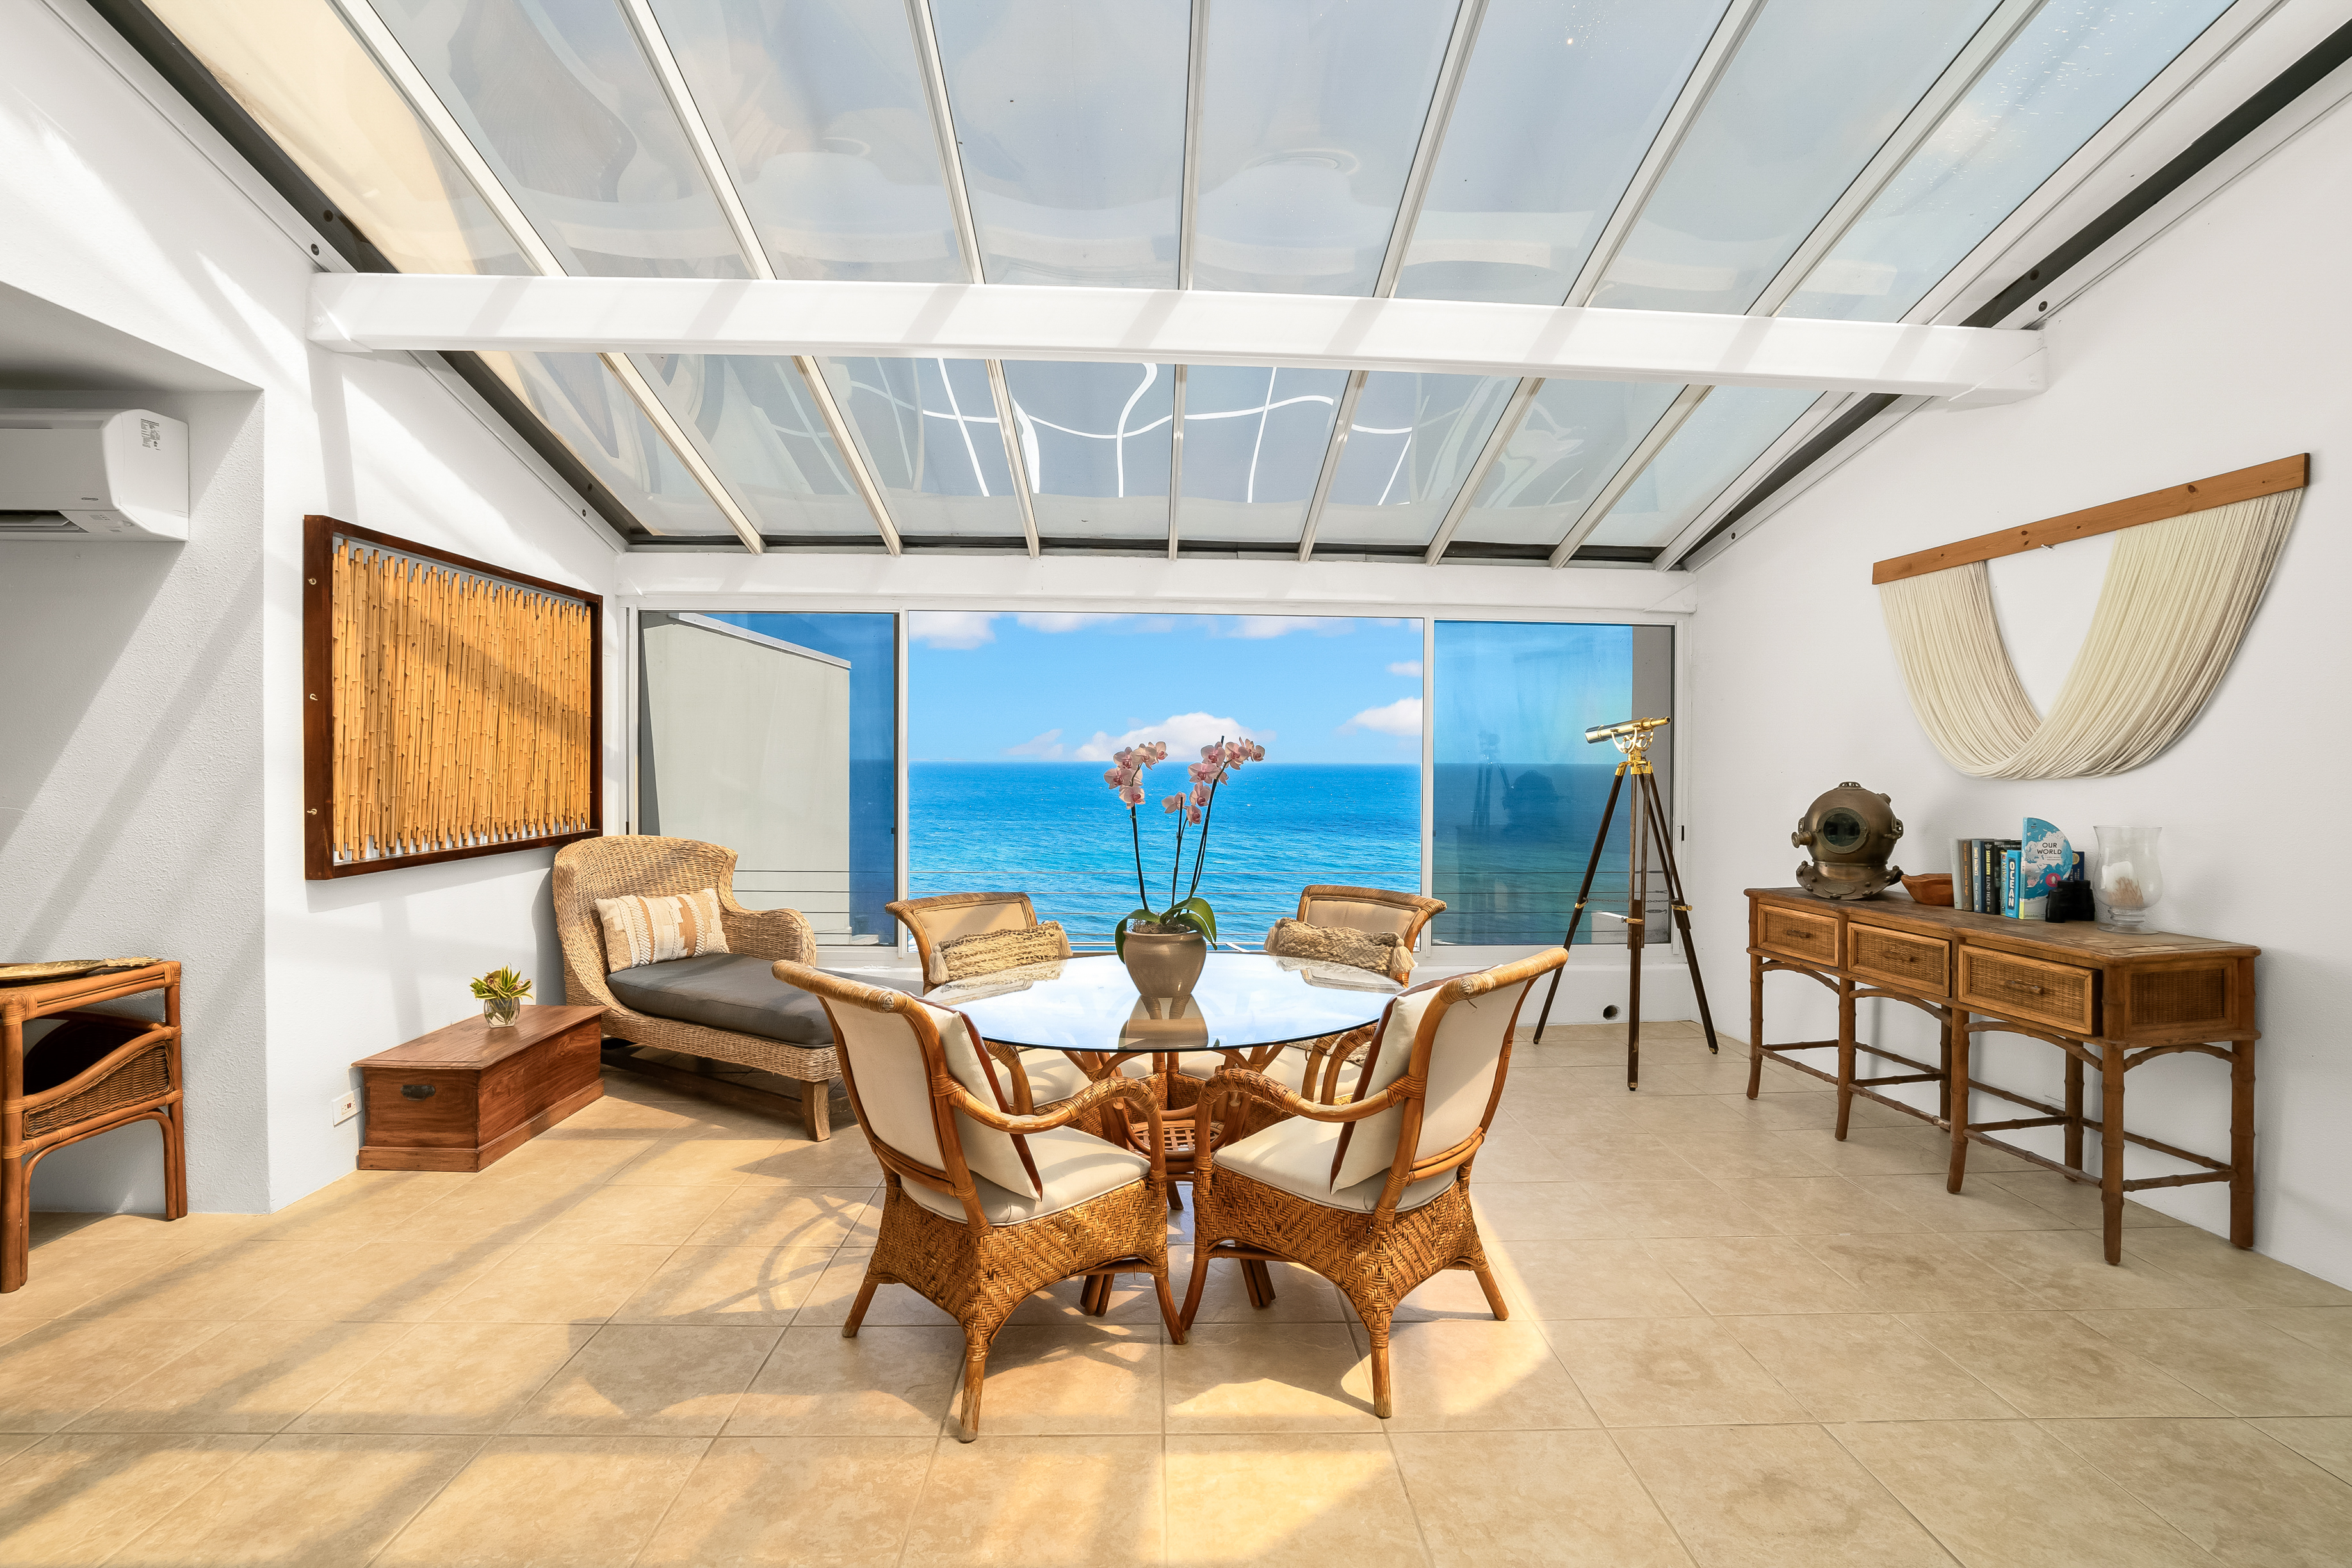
1342;697;1423;737
907;611;998;649
1073;712;1274;763
1003;729;1066;759
1219;615;1336;640
1014;613;1128;633
1388;659;1423;678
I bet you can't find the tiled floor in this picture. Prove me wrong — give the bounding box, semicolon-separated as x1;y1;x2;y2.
4;1024;2351;1565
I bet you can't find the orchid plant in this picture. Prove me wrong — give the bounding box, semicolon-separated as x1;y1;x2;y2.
1101;735;1267;955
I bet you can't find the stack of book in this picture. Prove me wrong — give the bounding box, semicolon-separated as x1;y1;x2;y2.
1954;818;2084;919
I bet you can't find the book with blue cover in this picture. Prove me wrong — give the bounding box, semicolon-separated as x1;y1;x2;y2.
2020;817;2071;921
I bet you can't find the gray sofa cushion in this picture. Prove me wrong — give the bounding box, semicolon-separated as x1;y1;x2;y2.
606;953;842;1045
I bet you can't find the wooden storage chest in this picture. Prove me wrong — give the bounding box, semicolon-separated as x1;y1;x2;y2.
355;1004;604;1172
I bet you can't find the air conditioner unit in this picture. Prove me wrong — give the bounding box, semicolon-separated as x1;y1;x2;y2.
0;408;189;542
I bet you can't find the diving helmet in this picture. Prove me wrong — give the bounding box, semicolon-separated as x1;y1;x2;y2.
1793;782;1904;900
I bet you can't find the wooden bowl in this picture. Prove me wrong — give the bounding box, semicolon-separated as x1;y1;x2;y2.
1901;873;1954;907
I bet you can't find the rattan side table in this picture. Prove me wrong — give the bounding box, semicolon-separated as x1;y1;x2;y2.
0;961;188;1291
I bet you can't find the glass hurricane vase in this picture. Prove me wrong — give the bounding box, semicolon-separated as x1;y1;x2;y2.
481;996;523;1028
2092;825;2164;932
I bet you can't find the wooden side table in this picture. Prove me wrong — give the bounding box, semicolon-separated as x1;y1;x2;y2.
0;961;188;1293
354;1005;605;1172
1745;888;2259;1264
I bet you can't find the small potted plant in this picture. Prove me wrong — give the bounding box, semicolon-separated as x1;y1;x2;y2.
470;966;531;1027
1101;735;1265;1001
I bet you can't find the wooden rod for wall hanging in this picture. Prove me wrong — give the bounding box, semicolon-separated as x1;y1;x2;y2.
1870;453;2308;586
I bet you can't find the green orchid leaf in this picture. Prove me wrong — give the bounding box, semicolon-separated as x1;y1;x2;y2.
1112;909;1157;959
1176;896;1217;941
1161;909;1213;942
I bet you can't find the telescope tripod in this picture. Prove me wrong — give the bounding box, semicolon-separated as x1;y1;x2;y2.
1528;740;1719;1089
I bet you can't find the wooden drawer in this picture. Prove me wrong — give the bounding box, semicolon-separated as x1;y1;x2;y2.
1756;905;1839;966
1958;946;2097;1035
1848;922;1949;995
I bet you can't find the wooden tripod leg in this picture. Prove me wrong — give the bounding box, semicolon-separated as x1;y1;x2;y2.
1625;764;1646;1091
1529;763;1628;1043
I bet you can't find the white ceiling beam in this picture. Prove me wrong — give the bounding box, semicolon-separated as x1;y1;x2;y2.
311;273;2046;404
1167;362;1188;558
1177;0;1211;290
1654;391;1845;568
1546;385;1712;567
1422;376;1539;564
1295;371;1367;561
985;359;1041;555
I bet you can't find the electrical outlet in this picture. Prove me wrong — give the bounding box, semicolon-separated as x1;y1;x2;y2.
330;1090;358;1126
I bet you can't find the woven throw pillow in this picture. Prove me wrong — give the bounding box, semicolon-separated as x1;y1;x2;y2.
937;921;1070;983
595;888;731;974
1265;917;1409;978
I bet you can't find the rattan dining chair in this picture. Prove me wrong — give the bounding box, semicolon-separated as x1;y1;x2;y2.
887;891;1105;1115
1181;947;1567;1418
774;960;1185;1442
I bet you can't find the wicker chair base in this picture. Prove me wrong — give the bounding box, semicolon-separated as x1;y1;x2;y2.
601;1010;839;1140
1185;1165;1505;1419
848;1174;1184;1441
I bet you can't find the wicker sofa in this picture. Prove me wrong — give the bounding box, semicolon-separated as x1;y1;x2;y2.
554;835;840;1140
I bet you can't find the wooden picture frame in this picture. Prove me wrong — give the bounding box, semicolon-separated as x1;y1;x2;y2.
303;515;601;880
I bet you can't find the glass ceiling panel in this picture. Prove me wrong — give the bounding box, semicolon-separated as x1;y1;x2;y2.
1190;0;1456;296
1449;378;1680;546
371;0;749;278
1315;372;1517;548
147;0;527;275
1584;385;1819;547
1785;0;2229;323
1002;361;1175;538
1176;366;1347;545
816;357;1025;538
1397;0;1726;306
480;351;729;535
930;0;1190;286
648;0;965;281
632;355;877;536
1589;0;2000;315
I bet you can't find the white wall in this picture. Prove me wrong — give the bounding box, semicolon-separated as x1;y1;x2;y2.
0;0;620;1212
1687;97;2352;1285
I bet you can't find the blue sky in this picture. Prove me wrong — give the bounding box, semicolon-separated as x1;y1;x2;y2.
907;613;1426;764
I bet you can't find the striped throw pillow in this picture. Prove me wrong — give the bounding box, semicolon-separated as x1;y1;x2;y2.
595;888;731;973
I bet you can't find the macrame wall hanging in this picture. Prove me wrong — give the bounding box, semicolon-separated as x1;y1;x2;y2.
1873;456;2307;780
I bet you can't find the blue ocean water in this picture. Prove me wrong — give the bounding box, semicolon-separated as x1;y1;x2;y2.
909;762;1422;946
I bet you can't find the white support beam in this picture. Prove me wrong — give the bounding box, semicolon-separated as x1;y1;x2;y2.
1167;362;1188;558
312;275;2048;404
1177;0;1211;289
1548;385;1712;567
1296;371;1367;561
1423;376;1539;564
985;359;1041;555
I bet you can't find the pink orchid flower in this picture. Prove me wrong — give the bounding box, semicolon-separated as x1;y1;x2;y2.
1161;793;1184;813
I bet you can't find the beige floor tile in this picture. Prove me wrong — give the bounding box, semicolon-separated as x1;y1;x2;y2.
374;1435;706;1567
250;1176;458;1244
1471;1182;1628;1241
1797;1233;2049;1311
791;1251;954;1329
2073;1307;2352;1416
1867;1170;2083;1233
1349;1317;1593;1431
466;1135;661;1188
1394;1428;1691;1567
604;1136;783;1188
727;1325;962;1437
1641;1236;1878;1316
1165;1434;1419;1568
110;1432;483;1567
291;1321;595;1434
1175;1252;1350;1323
0;1434;261;1565
1617;1423;1952;1567
2250;1418;2352;1483
907;1434;1161;1565
1765;1126;1957;1177
954;1324;1162;1435
635;1435;930;1567
1537;1133;1728;1183
65;1241;362;1320
1164;1323;1379;1432
1986;1170;2189;1233
241;1238;522;1323
1579;1179;1778;1238
523;1183;736;1246
32;1211;264;1256
0;1318;232;1433
1499;1239;1705;1320
431;1241;677;1323
727;1135;886;1188
380;1176;596;1247
66;1319;412;1434
1005;1267;1179;1327
2251;1305;2352;1359
612;1244;834;1327
1674;1130;1838;1179
1543;1318;1808;1428
1903;1309;2218;1418
681;1184;880;1249
2044;1416;2352;1568
507;1322;778;1435
1724;1314;2015;1422
2119;1228;2352;1307
1466;1119;1577;1181
1713;1175;1919;1236
1947;1227;2224;1309
1715;1093;1844;1133
0;1243;187;1324
1832;1418;2225;1567
1389;1257;1525;1322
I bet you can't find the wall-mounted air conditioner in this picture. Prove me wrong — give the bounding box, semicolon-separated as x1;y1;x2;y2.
0;408;189;542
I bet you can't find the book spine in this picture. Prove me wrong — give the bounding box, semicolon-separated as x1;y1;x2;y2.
1952;839;1970;909
1975;840;1990;914
2004;850;2020;917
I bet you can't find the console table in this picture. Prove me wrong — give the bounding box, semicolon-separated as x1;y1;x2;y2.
1744;887;2257;1264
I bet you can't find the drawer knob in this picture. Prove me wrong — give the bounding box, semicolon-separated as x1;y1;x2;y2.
2004;980;2045;996
401;1083;437;1099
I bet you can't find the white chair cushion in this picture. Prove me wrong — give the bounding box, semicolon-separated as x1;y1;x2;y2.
1010;1051;1094;1106
1172;1051;1309;1092
902;1126;1151;1225
1215;1116;1453;1216
1330;986;1442;1190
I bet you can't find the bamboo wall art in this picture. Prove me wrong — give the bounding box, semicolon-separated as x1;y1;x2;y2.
303;515;601;879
